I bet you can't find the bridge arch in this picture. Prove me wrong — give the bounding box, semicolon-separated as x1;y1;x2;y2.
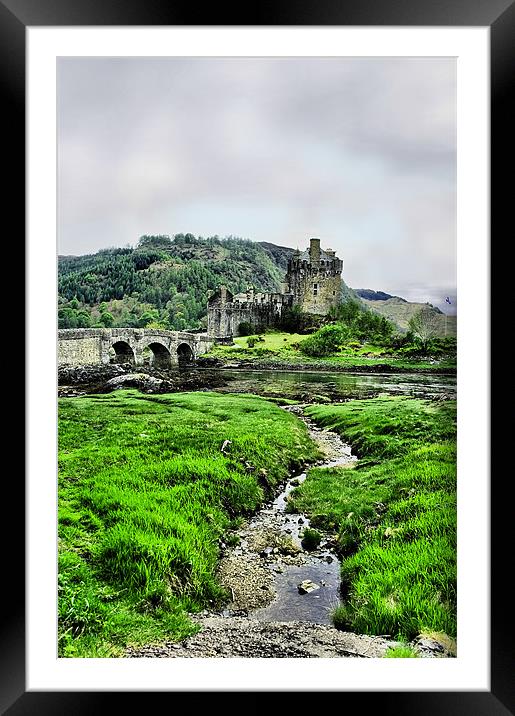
109;340;135;365
177;342;194;367
142;341;172;369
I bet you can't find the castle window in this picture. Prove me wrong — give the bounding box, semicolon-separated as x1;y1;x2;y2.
313;289;318;296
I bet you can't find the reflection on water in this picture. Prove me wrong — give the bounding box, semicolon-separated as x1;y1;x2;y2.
214;369;456;401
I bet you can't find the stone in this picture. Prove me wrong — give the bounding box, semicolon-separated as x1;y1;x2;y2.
105;373;163;389
297;580;320;595
59;328;213;368
261;547;274;558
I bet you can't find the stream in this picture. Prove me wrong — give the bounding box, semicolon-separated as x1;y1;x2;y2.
229;405;356;626
127;404;401;658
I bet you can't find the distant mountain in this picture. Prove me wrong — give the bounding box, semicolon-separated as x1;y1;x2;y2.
360;296;455;337
355;288;405;302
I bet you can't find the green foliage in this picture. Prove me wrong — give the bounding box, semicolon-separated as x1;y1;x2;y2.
288;396;457;641
328;300;396;343
246;336;257;348
408;306;441;347
137;234;173;250
58;234;284;331
384;646;418;658
300;527;322;551
299;324;348;357
279;305;315;333
331;604;351;631
297;300;396;357
58;390;320;656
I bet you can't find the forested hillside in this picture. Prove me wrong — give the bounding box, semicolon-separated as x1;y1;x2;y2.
58;234;286;330
58;233;358;331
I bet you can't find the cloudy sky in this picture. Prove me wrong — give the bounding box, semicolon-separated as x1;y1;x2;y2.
58;57;456;313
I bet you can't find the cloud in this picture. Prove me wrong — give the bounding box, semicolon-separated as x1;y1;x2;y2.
58;57;456;299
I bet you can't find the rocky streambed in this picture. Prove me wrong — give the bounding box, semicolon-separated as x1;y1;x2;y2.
127;407;407;659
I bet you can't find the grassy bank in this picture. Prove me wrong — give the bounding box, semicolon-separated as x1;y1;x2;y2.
206;332;457;373
287;396;457;642
58;390;320;657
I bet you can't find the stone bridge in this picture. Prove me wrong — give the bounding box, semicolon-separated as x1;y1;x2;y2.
58;328;215;368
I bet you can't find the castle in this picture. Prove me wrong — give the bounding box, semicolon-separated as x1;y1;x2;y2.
207;238;343;340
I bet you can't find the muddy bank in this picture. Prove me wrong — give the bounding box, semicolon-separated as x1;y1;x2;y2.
58;363;232;397
126;616;396;658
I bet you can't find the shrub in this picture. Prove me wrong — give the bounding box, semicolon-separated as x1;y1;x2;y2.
299;324;347;357
246;336;257;348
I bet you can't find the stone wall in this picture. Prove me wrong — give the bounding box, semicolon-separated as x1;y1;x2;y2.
58;336;104;366
58;329;214;367
207;287;293;338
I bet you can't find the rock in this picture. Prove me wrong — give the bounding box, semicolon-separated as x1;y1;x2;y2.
297;580;320;594
105;373;164;390
221;439;232;453
261;547;274;558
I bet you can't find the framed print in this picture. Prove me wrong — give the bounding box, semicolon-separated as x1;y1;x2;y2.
2;0;510;712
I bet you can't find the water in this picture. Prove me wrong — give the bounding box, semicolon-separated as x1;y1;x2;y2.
214;368;456;402
229;411;358;626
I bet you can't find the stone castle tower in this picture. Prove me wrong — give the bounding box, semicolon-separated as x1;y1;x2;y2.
207;237;343;339
286;238;343;315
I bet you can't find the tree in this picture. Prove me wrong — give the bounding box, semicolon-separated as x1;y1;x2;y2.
99;311;114;328
137;235;172;250
408;306;441;349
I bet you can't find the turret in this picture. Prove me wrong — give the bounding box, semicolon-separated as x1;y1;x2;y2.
309;237;321;264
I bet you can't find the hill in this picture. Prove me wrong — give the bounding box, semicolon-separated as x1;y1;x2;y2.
360;297;456;337
58;235;287;330
58;234;357;331
355;288;403;302
58;234;454;335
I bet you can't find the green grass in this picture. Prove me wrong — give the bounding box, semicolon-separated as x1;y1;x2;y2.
206;331;456;372
384;646;419;658
300;527;322;551
287;396;456;642
58;389;320;657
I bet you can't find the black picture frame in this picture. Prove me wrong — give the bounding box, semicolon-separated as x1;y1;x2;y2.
2;0;509;712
